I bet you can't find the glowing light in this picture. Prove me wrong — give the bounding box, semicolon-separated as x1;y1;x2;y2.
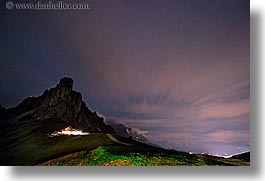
49;126;90;137
61;126;82;135
61;130;82;135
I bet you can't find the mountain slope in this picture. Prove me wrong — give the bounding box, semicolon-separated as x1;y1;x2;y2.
39;143;249;166
231;152;250;162
0;77;115;165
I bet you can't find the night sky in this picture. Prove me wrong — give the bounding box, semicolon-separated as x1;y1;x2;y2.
0;0;249;156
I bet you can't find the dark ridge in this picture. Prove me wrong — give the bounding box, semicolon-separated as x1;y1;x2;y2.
231;152;250;161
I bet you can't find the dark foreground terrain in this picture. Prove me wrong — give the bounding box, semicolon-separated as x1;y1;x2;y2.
39;144;250;166
0;120;250;166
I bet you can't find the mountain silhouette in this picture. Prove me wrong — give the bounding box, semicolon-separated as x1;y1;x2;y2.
0;77;114;133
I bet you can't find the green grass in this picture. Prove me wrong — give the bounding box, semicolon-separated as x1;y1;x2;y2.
41;145;238;166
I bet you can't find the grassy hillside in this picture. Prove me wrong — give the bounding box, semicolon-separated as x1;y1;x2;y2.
0;120;250;166
39;144;250;166
0;120;115;165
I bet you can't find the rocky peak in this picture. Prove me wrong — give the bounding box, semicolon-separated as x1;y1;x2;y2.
1;77;114;134
59;77;74;88
57;77;74;93
44;77;75;99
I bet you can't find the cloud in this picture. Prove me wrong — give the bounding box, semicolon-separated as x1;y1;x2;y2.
198;99;249;120
205;130;249;144
102;77;249;155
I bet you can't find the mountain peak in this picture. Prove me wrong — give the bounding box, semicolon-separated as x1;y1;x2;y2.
1;77;114;134
58;77;74;90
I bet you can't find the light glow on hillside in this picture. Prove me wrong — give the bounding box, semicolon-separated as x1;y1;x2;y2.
61;130;82;135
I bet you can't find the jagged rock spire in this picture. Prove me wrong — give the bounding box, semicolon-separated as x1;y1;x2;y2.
1;77;114;133
58;77;74;90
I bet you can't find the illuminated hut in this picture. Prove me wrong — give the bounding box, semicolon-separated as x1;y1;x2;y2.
61;126;81;135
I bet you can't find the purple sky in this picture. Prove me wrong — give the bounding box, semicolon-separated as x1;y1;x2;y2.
0;0;249;156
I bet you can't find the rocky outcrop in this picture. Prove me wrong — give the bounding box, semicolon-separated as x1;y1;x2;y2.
106;122;148;143
0;77;114;133
0;105;5;114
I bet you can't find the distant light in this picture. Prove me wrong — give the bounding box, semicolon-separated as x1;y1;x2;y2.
189;152;192;154
61;130;82;135
223;155;231;158
212;153;232;158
